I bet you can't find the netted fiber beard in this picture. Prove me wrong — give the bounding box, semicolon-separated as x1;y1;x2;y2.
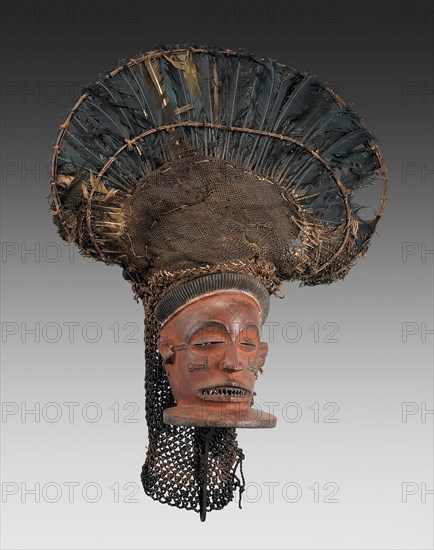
139;260;282;514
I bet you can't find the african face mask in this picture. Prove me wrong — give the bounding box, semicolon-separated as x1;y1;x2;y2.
50;44;387;518
158;292;276;428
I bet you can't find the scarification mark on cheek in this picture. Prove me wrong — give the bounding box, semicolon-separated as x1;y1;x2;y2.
187;356;210;371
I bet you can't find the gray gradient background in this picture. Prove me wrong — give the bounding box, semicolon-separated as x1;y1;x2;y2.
1;0;433;548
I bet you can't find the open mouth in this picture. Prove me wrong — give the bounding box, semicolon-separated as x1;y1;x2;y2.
197;386;250;401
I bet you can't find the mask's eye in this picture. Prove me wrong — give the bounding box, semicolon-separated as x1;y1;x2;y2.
193;340;225;347
240;341;256;348
238;324;260;350
188;322;227;349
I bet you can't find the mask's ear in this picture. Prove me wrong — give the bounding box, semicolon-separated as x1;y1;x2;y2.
157;337;175;364
258;342;269;369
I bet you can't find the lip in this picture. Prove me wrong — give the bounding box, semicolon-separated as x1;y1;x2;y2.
197;383;251;401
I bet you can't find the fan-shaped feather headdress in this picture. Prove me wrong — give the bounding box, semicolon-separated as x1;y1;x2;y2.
50;45;387;517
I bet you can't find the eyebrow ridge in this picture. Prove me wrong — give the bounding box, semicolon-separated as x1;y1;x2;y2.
185;321;229;343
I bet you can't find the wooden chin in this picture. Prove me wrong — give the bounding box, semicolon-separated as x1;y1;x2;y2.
163;403;277;428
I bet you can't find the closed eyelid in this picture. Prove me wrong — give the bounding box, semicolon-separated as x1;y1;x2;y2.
239;341;257;348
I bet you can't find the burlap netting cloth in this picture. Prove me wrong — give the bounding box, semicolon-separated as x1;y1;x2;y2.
124;155;300;275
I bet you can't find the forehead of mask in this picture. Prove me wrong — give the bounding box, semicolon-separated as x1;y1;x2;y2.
159;292;262;343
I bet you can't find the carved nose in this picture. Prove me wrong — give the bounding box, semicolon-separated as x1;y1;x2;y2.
220;362;243;371
219;344;243;371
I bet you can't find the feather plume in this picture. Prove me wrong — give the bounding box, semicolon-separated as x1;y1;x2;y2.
51;44;386;284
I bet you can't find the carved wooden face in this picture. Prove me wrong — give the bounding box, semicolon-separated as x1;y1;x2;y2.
157;292;269;426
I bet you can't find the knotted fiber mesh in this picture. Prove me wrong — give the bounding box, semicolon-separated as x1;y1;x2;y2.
124;155;302;274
